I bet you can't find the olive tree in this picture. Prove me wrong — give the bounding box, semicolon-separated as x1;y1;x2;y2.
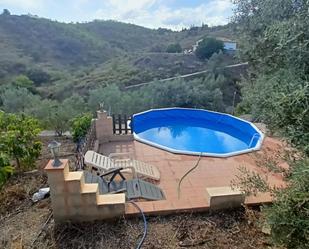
232;1;309;248
0;86;41;113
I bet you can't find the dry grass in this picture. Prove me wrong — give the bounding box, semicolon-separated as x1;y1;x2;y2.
29;209;270;249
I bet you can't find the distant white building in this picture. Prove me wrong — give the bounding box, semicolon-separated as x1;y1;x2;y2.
184;37;237;55
217;37;237;51
223;41;237;51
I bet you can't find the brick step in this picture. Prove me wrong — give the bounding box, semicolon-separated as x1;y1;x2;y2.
45;160;125;222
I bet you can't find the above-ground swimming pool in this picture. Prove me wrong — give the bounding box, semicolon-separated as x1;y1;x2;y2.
132;108;264;157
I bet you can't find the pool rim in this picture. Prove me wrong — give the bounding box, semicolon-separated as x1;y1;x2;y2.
132;107;264;157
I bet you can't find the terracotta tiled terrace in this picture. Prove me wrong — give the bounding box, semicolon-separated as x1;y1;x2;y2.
99;136;288;216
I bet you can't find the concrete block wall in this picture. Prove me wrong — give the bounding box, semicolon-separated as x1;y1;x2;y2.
45;159;126;222
206;186;245;210
95;110;114;143
95;110;134;144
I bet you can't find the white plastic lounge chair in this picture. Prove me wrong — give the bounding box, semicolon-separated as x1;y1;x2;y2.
84;150;160;181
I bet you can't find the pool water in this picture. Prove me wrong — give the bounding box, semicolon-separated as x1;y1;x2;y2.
134;117;252;154
132;108;263;157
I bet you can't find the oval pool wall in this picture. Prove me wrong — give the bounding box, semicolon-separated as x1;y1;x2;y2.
131;108;264;157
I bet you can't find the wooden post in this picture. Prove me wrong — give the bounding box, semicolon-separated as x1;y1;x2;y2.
124;114;128;134
118;114;122;135
129;115;133;133
112;114;116;134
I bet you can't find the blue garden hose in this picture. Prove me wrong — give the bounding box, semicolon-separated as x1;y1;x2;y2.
129;201;147;249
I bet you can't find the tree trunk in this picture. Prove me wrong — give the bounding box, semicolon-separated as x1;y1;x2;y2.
15;156;20;170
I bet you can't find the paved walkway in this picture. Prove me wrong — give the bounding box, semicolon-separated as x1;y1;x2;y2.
100;136;287;216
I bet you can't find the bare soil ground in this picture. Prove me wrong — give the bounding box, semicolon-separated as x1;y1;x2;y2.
0;136;274;249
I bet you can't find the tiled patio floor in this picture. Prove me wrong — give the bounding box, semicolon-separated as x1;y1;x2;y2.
99;136;288;216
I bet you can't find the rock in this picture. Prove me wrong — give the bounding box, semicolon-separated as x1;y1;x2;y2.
261;223;271;235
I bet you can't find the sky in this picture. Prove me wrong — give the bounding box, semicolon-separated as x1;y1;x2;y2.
0;0;234;30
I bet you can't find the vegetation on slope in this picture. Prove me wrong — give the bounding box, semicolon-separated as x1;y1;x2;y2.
233;0;309;248
0;112;42;187
0;51;240;137
0;11;236;87
0;10;240;136
166;43;182;53
195;37;224;60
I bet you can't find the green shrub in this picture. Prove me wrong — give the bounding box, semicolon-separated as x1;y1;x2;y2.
70;113;93;143
232;1;309;248
195;38;224;60
0;111;42;170
13;75;35;92
240;69;309;153
44;94;87;136
166;43;182;53
233;156;309;249
264;158;309;249
0;153;14;188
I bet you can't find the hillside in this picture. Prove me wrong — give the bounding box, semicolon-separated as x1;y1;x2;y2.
0;12;236;93
0;15;117;77
0;11;242;129
39;53;214;98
